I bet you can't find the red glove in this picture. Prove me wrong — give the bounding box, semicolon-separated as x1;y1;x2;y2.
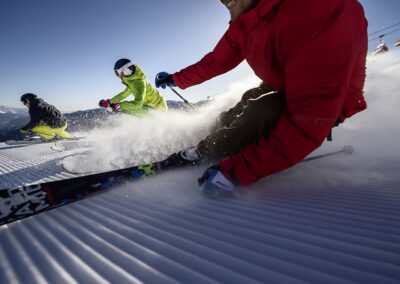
111;102;122;112
98;99;111;108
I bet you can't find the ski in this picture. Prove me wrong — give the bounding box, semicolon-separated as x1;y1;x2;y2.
51;139;92;152
0;145;353;227
5;136;84;146
5;138;48;145
302;145;354;163
0;153;188;227
61;145;354;175
61;153;108;174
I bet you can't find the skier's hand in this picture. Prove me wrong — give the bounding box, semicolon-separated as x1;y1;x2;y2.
155;72;176;89
198;165;236;198
20;129;28;134
111;102;122;112
99;99;111;108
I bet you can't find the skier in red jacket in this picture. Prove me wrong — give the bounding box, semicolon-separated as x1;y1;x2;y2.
156;0;368;197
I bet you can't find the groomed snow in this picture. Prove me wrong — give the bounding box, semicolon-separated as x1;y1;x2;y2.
0;53;400;283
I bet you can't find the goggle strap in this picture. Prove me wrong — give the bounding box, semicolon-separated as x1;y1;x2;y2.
115;61;135;75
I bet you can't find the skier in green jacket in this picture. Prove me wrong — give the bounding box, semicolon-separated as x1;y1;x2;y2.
99;58;168;116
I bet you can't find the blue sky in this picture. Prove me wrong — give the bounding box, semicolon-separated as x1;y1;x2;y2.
1;0;400;112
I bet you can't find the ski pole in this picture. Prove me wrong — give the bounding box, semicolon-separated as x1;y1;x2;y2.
168;86;196;110
302;145;354;163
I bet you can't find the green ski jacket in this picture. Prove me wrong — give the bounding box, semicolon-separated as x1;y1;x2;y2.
110;65;168;115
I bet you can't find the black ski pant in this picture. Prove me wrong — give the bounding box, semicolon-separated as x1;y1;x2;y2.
197;83;286;161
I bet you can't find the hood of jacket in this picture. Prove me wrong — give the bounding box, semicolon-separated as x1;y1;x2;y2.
231;0;284;30
29;97;45;108
122;65;146;84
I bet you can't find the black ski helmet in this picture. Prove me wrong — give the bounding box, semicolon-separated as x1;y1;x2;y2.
114;58;136;77
21;93;37;104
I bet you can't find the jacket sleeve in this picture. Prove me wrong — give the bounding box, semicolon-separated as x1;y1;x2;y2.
110;87;132;104
220;4;367;185
22;108;41;130
115;80;146;112
172;27;245;89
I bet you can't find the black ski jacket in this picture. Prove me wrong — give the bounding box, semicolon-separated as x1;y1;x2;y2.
22;98;67;130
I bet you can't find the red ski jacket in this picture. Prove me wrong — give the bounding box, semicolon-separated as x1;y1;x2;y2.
172;0;368;185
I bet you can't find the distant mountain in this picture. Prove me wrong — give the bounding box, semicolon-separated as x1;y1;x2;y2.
0;105;26;115
0;105;30;141
0;105;28;127
0;100;210;142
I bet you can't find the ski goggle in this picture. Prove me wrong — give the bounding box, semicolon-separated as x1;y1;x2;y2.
21;100;27;105
115;61;135;77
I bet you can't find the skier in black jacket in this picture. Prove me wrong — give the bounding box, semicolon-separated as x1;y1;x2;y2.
20;93;70;140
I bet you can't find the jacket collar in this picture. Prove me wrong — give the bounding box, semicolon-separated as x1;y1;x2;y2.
122;65;145;83
254;0;284;18
231;0;284;29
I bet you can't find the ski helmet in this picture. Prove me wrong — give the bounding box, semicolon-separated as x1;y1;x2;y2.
20;93;37;105
114;58;136;77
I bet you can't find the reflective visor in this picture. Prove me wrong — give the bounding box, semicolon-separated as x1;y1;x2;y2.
115;61;134;76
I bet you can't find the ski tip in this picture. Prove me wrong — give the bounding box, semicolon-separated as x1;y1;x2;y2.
51;145;65;152
342;145;354;154
66;136;85;141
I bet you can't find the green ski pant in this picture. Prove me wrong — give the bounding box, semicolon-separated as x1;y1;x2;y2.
31;123;70;140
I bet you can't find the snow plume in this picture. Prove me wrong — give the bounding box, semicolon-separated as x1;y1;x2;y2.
344;49;400;155
68;55;400;197
66;77;260;174
66;111;209;173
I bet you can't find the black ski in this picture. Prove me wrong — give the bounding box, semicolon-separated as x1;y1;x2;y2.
5;136;84;146
302;145;354;163
0;145;353;227
61;145;354;175
0;154;188;227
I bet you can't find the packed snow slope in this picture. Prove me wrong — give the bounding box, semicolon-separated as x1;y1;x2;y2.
0;52;400;283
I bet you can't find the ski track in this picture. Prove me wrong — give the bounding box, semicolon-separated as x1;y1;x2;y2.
0;143;80;188
0;142;400;283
